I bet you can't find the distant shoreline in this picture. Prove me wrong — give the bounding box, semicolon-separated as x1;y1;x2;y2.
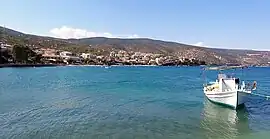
0;63;201;68
0;63;60;68
0;63;268;68
62;64;202;67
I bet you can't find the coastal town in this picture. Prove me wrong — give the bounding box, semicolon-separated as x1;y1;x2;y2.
1;25;270;67
0;42;206;66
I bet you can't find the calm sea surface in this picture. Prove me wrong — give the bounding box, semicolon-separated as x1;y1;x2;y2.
0;66;270;139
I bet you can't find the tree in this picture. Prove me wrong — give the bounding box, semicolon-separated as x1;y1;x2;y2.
12;44;41;64
182;58;191;65
12;45;28;63
199;61;206;65
0;47;12;64
0;47;7;64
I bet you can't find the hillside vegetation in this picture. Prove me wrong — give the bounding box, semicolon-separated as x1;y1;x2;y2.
1;26;269;66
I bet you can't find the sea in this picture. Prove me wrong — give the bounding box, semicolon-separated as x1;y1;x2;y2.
0;66;270;139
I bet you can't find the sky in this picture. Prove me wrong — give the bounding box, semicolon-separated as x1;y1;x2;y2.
0;0;269;50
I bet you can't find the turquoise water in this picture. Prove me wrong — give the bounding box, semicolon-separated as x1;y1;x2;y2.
0;66;270;139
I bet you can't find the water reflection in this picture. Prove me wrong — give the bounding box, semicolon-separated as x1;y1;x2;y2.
200;98;251;139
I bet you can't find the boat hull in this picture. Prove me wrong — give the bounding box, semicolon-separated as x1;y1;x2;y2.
204;90;248;109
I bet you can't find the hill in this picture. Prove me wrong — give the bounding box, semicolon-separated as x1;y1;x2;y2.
1;26;270;65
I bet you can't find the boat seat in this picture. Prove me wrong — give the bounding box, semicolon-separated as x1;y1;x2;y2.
235;78;240;84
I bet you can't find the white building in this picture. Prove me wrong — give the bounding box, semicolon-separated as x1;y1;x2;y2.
60;51;81;63
155;57;165;65
60;51;73;58
0;43;11;49
110;51;116;57
148;59;156;65
81;53;93;59
96;56;104;59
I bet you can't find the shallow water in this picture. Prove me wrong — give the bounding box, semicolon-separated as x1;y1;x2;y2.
0;66;270;139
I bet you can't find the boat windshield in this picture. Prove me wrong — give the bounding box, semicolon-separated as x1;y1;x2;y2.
218;73;227;79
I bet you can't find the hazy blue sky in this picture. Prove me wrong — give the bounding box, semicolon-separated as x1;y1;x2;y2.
0;0;269;50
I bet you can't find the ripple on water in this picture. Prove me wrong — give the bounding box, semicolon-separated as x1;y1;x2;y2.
0;66;270;139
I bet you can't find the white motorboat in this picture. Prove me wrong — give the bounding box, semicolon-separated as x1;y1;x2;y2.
203;66;257;109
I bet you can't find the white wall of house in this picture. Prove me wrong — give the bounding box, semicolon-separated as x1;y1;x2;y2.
60;51;81;62
0;43;11;49
60;51;73;57
81;53;91;59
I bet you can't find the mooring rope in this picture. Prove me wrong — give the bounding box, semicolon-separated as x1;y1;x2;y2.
251;92;270;100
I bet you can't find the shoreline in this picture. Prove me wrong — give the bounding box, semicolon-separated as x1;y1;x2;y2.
0;63;201;68
0;63;60;68
0;63;269;68
64;64;201;67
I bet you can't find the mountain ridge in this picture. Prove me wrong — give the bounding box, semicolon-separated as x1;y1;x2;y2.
1;26;270;65
2;26;266;51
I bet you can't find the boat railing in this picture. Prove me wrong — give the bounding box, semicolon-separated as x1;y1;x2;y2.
238;81;257;91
